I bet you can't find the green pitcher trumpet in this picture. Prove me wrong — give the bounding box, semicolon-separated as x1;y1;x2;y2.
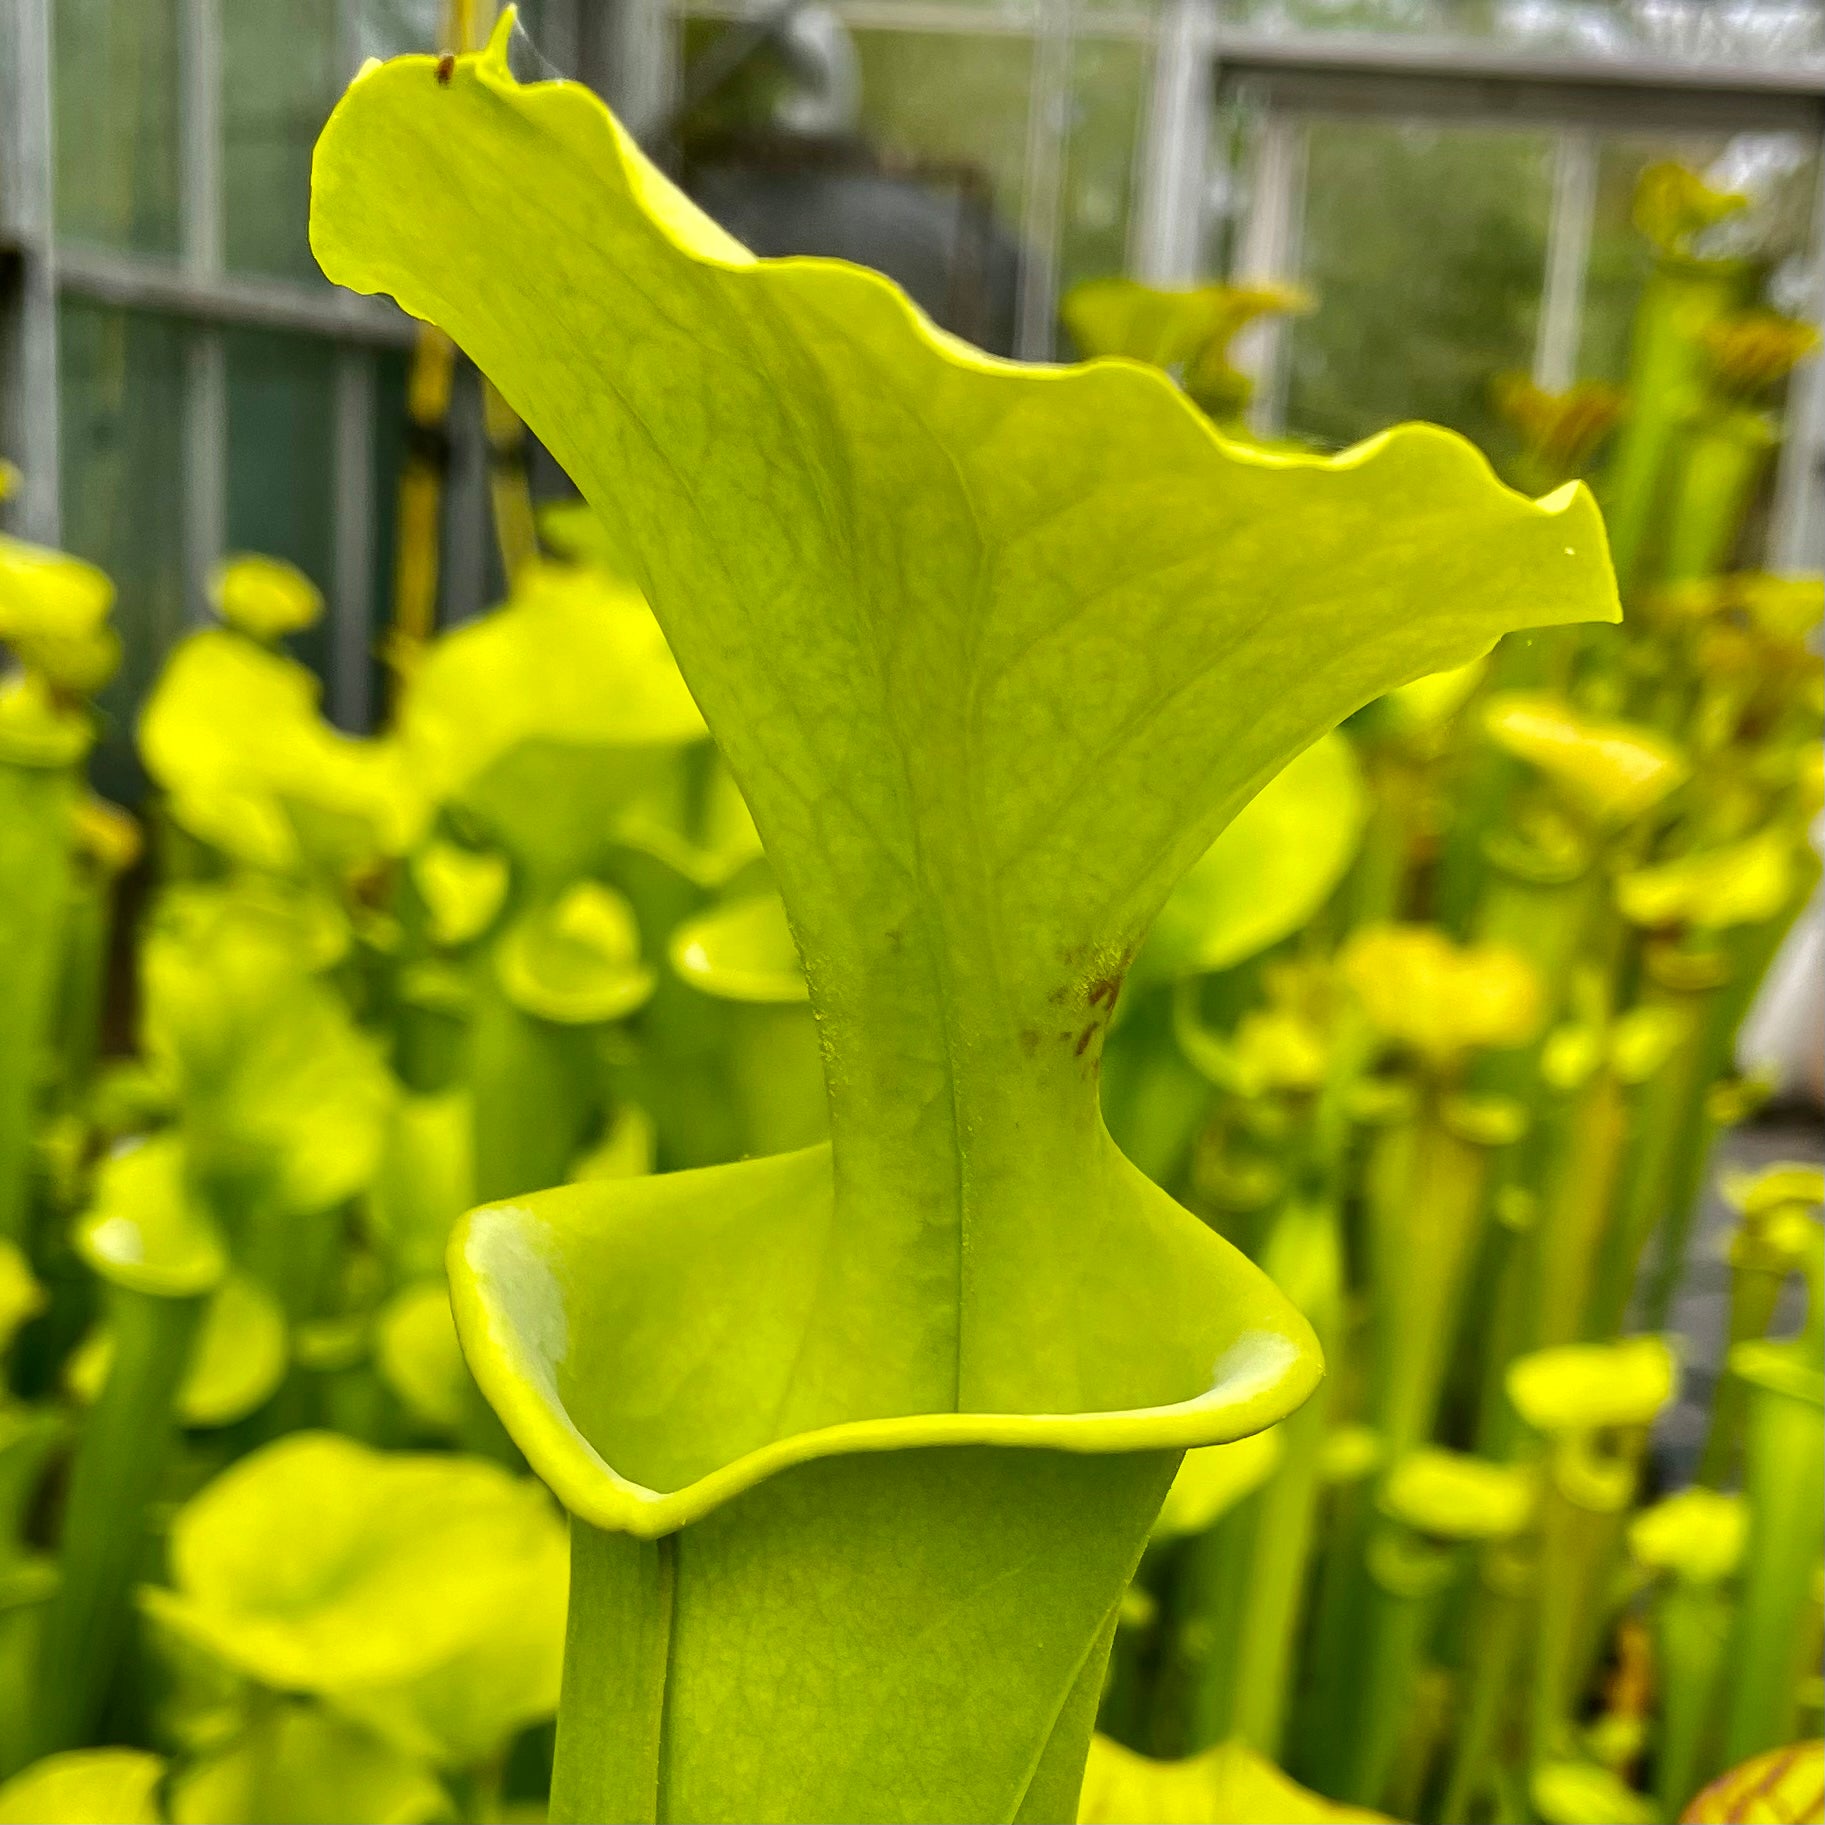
1597;939;1739;1337
396;558;706;1198
1214;1199;1347;1761
0;537;115;1248
55;872;399;1571
1324;1448;1535;1809
64;1271;287;1433
1655;310;1820;589
1520;1005;1682;1363
33;1137;228;1757
1491;375;1625;495
1342;928;1538;1456
0;1244;60;1778
1472;820;1595;1037
1341;926;1543;1079
308;20;1615;1818
1720;1332;1825;1767
1483;694;1689;836
1145;1425;1286;1756
51;798;141;1127
1506;1337;1676;1770
1683;1741;1825;1825
1698;1164;1822;1487
1600;164;1753;596
138;625;407;882
1629;1486;1747;1813
136;883;394;1296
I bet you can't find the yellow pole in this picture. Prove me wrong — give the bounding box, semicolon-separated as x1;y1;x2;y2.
383;0;536;705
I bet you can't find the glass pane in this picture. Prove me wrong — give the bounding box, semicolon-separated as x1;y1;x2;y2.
1056;35;1147;303
54;0;182;255
1580;131;1822;387
676;22;1034;354
347;0;440;63
224;0;343;278
58;303;188;802
847;30;1035;234
1282;118;1555;461
366;346;412;728
224;328;337;681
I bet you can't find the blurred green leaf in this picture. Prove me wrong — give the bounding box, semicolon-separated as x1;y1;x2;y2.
569;1103;657;1182
139;630;408;873
1723;1162;1825;1218
1379;655;1489;736
367;1092;473;1284
1341;925;1542;1067
669;891;808;1004
1153;1428;1284;1540
143;1432;567;1769
69;1272;285;1428
1139;733;1367;982
375;1283;468;1434
1077;1734;1394;1822
402;562;704;807
1507;1337;1677;1435
0;537;114;647
1484;693;1688;827
1631;162;1747;257
1630;1487;1746;1583
0;1240;45;1356
1618;830;1796;931
74;1136;227;1301
0;669;91;768
1379;1447;1535;1541
1533;1759;1658;1825
208;555;322;642
410;840;509;949
495;880;653;1024
142;886;393;1214
0;1749;165;1825
400;561;707;887
168;1702;444;1825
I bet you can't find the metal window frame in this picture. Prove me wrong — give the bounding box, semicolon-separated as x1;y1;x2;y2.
1;0;60;548
179;0;227;631
0;0;424;732
1773;151;1825;570
1014;0;1074;358
1132;0;1215;284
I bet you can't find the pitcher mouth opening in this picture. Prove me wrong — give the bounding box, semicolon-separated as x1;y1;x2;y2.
448;1141;1322;1539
